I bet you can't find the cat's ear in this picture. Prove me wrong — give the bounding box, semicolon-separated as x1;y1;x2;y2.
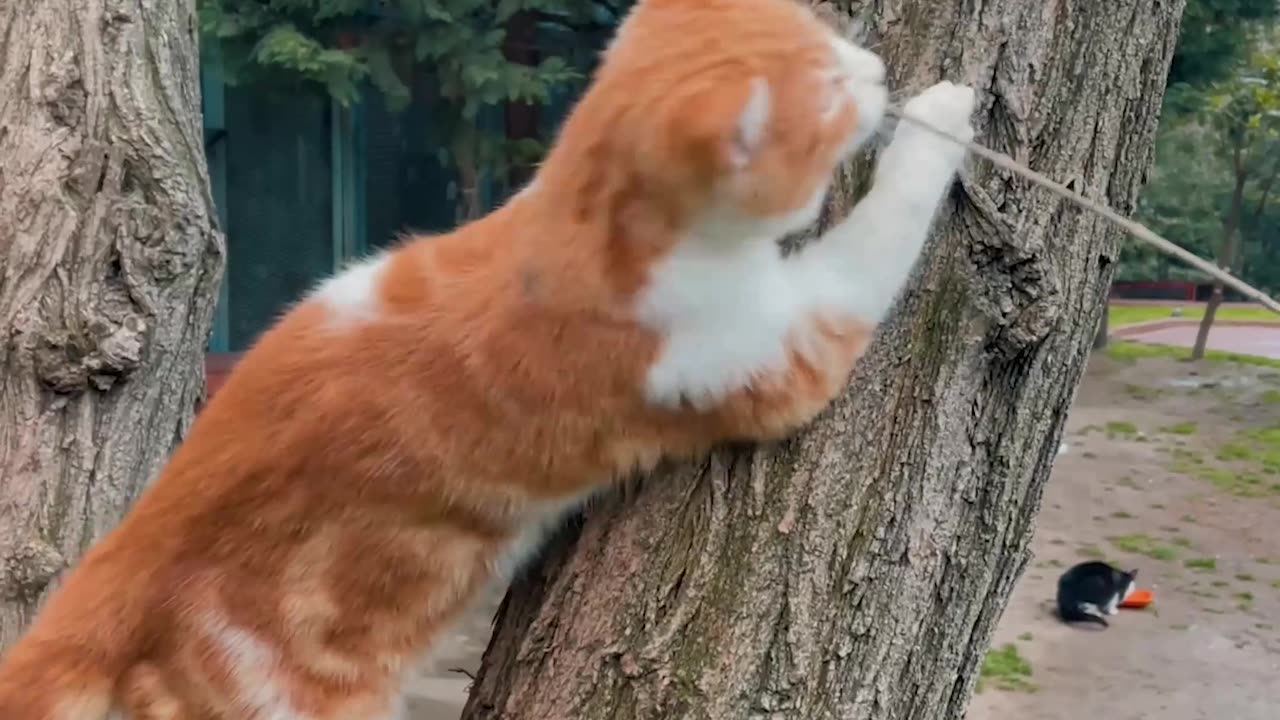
678;75;772;173
727;77;771;169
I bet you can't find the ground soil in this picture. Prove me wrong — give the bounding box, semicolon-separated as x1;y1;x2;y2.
404;353;1280;719
967;355;1280;720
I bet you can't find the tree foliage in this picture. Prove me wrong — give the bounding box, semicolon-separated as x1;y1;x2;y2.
1126;14;1280;291
1169;0;1277;89
198;0;627;216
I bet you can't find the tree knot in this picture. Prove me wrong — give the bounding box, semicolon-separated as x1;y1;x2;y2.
35;314;148;394
959;181;1063;359
1;538;66;601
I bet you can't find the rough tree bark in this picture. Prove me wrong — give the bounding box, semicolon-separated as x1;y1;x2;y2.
460;1;1183;718
0;0;223;647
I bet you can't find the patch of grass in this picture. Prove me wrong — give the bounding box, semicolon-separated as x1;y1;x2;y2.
1169;441;1280;498
1170;623;1191;631
1168;423;1280;497
1236;573;1256;582
1261;389;1280;405
1161;421;1198;435
1171;536;1193;548
1188;589;1219;599
1211;580;1230;588
1243;426;1280;474
1180;514;1198;523
1216;443;1255;462
1106;340;1280;369
1109;534;1178;562
1272;579;1280;590
1076;545;1107;560
1184;557;1218;572
1105;421;1139;439
978;644;1037;694
1109;306;1185;326
1198;467;1274;497
1125;384;1163;401
1082;451;1098;460
1236;592;1255;610
1018;632;1033;642
1150;503;1167;509
1108;304;1280;328
1110;510;1135;519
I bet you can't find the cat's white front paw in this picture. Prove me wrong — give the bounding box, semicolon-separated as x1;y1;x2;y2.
879;81;976;182
902;81;976;145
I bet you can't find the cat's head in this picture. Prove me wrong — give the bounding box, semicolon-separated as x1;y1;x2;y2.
1117;567;1138;598
544;0;888;241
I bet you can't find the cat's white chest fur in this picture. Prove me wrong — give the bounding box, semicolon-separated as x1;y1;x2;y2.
635;236;807;410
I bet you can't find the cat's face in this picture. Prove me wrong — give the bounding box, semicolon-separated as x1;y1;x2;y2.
1120;568;1139;599
598;0;888;238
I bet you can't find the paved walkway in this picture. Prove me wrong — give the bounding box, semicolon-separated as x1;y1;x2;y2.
403;589;501;719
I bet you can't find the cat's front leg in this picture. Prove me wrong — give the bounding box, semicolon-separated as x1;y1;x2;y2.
701;82;977;442
800;80;977;325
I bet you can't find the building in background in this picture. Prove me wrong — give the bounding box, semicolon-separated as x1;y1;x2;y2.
199;15;614;396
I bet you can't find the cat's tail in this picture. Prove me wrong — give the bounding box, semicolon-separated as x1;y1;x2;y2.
1058;602;1110;628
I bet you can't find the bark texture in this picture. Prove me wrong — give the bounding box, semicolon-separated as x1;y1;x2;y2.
0;0;223;646
461;0;1183;718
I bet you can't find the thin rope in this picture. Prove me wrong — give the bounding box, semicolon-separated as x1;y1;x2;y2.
882;105;1280;315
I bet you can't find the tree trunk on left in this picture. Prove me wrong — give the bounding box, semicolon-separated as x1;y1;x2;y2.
0;0;224;647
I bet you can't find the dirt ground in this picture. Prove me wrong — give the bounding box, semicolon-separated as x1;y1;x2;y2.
967;355;1280;720
404;353;1280;719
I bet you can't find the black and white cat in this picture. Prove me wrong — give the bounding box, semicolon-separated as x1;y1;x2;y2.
1056;561;1138;628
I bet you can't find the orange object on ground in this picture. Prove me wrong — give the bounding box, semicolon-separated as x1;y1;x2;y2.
1120;590;1154;609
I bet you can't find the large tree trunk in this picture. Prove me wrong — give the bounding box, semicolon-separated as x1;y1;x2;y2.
460;1;1183;718
0;0;223;647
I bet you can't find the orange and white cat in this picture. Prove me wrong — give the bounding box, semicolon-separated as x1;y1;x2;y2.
0;0;975;717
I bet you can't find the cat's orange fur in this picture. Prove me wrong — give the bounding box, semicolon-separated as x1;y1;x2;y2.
0;0;976;717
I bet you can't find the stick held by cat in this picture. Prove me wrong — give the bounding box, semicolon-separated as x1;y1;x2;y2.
0;0;976;717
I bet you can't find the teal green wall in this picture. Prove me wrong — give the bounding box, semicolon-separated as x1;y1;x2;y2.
197;17;614;353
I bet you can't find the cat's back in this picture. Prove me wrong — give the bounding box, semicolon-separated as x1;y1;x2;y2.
166;199;643;509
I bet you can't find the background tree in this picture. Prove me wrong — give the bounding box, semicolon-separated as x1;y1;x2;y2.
0;0;223;646
1117;5;1280;303
1168;0;1278;90
459;1;1183;718
199;0;626;220
1101;0;1277;346
1189;47;1280;359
